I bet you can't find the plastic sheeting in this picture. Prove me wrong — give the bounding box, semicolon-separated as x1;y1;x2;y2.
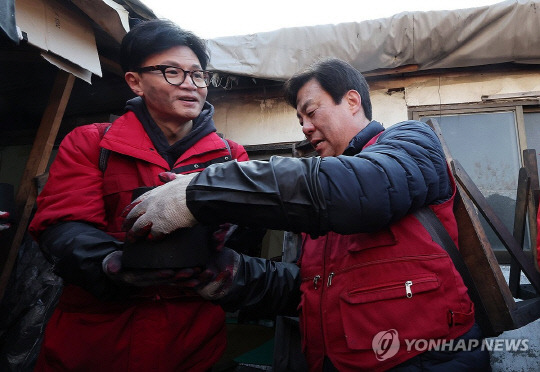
206;0;540;80
0;234;62;371
0;0;17;44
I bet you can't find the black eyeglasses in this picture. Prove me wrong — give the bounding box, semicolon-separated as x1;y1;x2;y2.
134;65;212;88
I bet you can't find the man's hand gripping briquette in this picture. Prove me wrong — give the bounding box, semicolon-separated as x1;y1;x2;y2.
122;172;198;241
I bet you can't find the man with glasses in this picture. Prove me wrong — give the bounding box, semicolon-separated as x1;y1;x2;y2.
28;19;249;371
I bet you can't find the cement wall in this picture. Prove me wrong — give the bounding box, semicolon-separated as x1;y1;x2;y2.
210;70;540;146
405;70;540;106
211;88;411;146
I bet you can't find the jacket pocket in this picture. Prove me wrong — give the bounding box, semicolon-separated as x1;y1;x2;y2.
343;274;439;304
346;227;397;252
339;272;449;351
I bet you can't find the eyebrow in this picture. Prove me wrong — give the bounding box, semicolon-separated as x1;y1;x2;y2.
161;61;203;70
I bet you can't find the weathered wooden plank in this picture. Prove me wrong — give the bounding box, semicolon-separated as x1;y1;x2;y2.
452;159;540;292
523;149;540;275
509;167;530;297
453;185;516;335
523;149;539;239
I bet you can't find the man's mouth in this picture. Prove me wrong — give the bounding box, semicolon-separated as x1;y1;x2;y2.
178;96;197;102
311;139;324;150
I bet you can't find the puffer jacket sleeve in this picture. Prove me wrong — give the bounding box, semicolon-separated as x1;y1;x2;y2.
40;221;128;299
320;120;452;233
187;156;329;235
187;120;451;236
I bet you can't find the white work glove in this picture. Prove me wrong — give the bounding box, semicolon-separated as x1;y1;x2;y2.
123;172;198;241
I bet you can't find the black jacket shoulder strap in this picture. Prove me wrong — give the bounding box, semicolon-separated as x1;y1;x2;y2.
414;207;486;330
222;137;232;157
98;124;112;173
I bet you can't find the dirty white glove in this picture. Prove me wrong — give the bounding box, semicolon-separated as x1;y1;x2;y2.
196;247;241;300
123;172;198;241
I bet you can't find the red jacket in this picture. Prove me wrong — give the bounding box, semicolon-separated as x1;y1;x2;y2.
30;110;248;371
298;135;475;371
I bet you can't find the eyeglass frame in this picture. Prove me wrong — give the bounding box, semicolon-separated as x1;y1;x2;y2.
133;65;213;88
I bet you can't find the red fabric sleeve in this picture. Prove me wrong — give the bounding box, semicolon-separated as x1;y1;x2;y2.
29;124;108;240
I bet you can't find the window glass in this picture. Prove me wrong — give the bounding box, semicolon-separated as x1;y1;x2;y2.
524;112;540;177
422;112;521;252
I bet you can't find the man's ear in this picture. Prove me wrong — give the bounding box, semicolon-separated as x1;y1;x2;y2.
345;90;362;115
125;72;144;97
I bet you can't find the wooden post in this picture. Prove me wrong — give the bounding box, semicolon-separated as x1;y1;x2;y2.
523;149;540;240
509;167;531;298
0;70;75;301
523;149;540;273
453;183;516;335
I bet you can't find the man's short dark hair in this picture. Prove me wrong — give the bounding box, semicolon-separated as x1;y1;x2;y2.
283;58;372;121
120;19;210;73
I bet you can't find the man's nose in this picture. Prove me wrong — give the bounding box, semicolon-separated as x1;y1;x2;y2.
302;120;315;135
179;75;197;89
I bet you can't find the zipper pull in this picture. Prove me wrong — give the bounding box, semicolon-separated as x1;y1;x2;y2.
313;275;321;290
405;281;413;298
327;272;335;287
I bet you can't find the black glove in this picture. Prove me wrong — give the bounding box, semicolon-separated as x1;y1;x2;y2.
102;250;202;287
195;246;241;300
180;224;242;299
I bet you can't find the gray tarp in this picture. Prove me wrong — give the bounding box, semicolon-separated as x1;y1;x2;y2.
206;0;540;80
0;0;17;44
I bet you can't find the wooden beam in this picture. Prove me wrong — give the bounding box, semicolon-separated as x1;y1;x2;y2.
0;70;75;301
482;91;540;101
523;149;540;247
452;159;540;292
453;184;516;335
368;66;540;92
509;167;530;297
